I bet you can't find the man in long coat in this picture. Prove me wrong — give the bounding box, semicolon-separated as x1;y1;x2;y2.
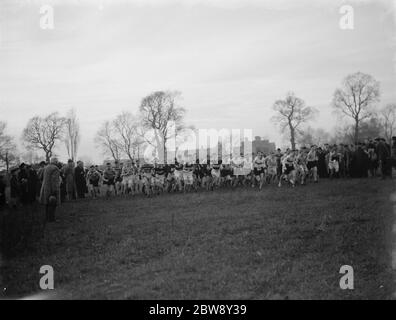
27;165;38;203
63;159;76;201
39;158;61;222
17;163;30;205
355;143;369;178
74;161;86;199
376;138;391;179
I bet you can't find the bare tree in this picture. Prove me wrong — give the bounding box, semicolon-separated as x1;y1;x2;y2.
95;121;122;162
139;91;186;162
380;104;396;145
133;121;148;160
22;113;66;162
0;121;17;170
272;92;316;150
332;72;380;143
64;109;80;161
112;112;142;161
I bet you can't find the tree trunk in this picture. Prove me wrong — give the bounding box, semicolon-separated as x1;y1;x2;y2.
289;122;296;150
45;151;51;163
112;153;119;163
164;139;168;164
354;118;359;144
5;151;9;173
127;152;133;162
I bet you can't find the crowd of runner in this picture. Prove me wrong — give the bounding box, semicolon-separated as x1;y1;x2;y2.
86;138;395;197
1;137;394;209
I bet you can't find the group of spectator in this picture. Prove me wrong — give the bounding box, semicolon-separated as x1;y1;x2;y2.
0;158;95;222
313;137;394;179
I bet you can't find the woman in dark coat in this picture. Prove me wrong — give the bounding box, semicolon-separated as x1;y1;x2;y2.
349;144;358;178
74;161;86;199
63;159;76;201
18;163;30;205
354;144;369;178
39;158;61;222
27;165;38;203
0;174;6;207
10;168;20;208
317;148;328;178
59;163;67;203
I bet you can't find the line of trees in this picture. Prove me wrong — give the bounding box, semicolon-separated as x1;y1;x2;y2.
1;72;395;170
22;112;66;162
271;92;317;150
272;72;395;148
332;72;380;143
1;108;81;166
95;90;187;163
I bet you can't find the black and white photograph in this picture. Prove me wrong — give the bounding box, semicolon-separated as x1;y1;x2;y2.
0;0;396;306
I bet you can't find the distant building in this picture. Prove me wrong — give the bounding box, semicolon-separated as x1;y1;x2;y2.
252;136;276;155
238;136;276;156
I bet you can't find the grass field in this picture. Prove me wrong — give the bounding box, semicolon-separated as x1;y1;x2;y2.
1;178;395;300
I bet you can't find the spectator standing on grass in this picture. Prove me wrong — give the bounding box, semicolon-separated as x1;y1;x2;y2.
74;160;86;199
317;147;327;178
9;167;20;209
0;174;6;207
17;163;30;205
352;143;364;178
384;138;392;177
59;163;67;203
63;159;76;201
39;158;60;223
391;137;396;176
367;142;378;178
343;145;351;177
376;138;390;179
27;165;38;203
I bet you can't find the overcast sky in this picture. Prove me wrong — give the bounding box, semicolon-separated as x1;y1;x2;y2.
0;0;395;163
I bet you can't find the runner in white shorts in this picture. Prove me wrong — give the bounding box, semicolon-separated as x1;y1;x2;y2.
183;161;195;192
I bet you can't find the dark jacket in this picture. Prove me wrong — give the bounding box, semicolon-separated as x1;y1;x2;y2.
376;141;390;160
0;176;6;206
39;164;61;205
